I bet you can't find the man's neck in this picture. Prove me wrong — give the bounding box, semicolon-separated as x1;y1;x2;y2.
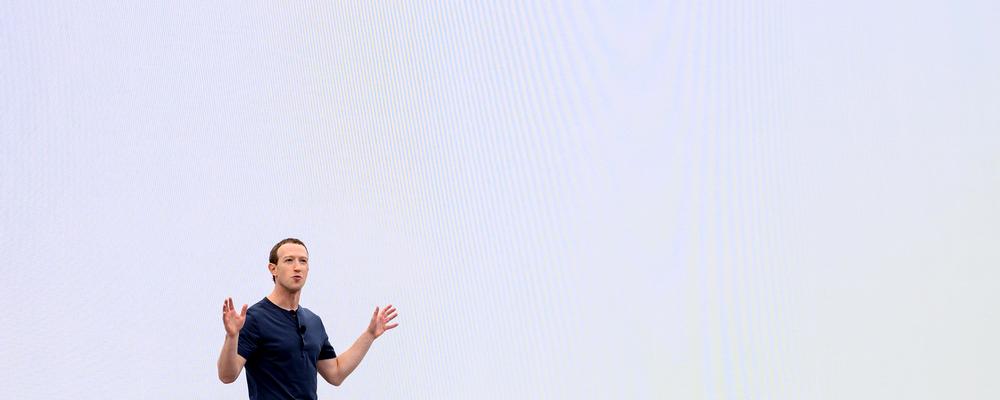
267;286;302;311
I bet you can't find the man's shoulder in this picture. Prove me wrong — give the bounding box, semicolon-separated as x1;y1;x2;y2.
245;297;271;316
298;306;329;326
298;305;320;319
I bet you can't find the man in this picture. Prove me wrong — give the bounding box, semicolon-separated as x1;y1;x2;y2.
217;238;399;399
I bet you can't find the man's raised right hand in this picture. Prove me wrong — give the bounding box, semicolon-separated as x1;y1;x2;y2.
222;297;248;337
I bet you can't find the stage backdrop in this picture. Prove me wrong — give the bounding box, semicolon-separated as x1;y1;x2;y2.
2;1;998;398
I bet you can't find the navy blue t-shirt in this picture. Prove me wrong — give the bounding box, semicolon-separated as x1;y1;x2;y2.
238;297;337;400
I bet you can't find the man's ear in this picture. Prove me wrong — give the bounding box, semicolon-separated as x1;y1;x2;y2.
268;263;277;277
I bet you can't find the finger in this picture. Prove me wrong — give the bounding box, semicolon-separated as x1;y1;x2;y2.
240;304;248;317
228;297;234;312
372;306;379;320
385;323;399;330
223;301;227;314
384;312;398;323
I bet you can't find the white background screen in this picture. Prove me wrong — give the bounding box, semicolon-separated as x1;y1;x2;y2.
2;1;998;398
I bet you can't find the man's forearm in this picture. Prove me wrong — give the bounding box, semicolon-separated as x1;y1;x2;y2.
331;331;376;384
217;334;242;383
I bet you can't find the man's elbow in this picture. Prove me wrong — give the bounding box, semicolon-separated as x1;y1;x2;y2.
219;373;238;384
319;361;344;386
323;374;343;387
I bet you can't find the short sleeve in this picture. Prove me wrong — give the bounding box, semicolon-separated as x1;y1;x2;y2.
319;336;337;360
237;312;260;360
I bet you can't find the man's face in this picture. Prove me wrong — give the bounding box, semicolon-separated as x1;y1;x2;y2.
269;243;309;292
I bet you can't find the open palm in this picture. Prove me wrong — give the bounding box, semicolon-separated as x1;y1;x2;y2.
367;304;399;339
222;297;248;337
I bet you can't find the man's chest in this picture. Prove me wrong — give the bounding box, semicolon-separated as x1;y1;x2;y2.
256;318;324;361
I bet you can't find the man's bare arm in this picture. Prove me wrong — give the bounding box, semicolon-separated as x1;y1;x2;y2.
317;330;375;386
318;305;398;386
217;297;248;384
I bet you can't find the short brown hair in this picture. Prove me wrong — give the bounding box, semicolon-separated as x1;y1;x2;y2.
269;238;308;282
